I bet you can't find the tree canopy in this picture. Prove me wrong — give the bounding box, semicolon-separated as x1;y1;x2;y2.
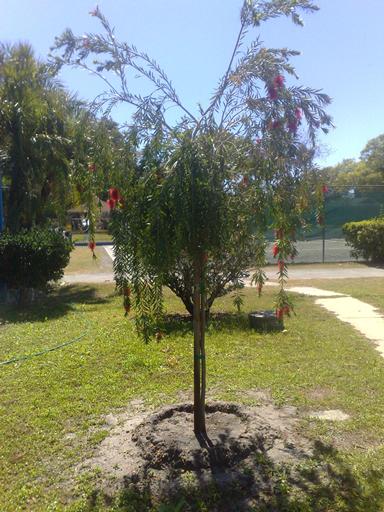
52;0;332;434
322;134;384;191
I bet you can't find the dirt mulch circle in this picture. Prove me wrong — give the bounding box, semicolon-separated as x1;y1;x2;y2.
80;398;320;510
132;402;309;470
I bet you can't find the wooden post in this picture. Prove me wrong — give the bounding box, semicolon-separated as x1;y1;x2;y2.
193;257;202;434
199;256;207;435
193;255;207;436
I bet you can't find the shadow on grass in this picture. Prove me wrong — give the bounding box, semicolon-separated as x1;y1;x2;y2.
161;312;251;337
0;284;112;324
82;440;383;512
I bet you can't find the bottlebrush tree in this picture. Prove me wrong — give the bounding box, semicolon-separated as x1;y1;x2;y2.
52;0;332;436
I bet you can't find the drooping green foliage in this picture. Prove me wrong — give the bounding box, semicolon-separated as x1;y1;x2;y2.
51;0;332;332
108;130;266;334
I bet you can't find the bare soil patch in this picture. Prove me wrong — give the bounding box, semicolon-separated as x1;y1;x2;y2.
80;399;317;510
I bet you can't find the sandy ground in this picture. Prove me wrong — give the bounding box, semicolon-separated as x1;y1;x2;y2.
79;396;315;507
63;255;384;284
76;388;355;511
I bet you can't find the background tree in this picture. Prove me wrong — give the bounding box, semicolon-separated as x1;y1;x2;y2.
322;134;384;191
0;42;126;233
52;0;331;436
0;43;74;231
361;134;384;177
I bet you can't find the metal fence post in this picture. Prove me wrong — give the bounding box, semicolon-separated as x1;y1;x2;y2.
322;226;325;264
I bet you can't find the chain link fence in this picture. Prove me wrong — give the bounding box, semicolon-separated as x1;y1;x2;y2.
273;186;384;264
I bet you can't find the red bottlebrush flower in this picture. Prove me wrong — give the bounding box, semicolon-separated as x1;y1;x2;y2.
106;198;116;210
155;331;163;342
109;188;120;201
295;108;302;121
272;242;279;258
268;86;278;100
272;120;281;130
322;185;329;194
273;75;285;89
88;241;96;251
287;119;298;134
278;259;285;272
242;175;249;187
276;308;283;320
88;162;96;172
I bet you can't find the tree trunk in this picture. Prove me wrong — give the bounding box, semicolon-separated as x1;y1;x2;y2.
200;275;207;435
167;288;210;319
193;255;207;436
180;298;210;321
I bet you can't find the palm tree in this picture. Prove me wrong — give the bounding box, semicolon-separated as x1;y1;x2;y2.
0;43;73;231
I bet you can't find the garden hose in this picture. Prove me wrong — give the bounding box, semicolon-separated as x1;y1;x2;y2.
0;331;87;367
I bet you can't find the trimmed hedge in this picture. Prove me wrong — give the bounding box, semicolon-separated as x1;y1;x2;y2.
0;228;73;291
343;217;384;262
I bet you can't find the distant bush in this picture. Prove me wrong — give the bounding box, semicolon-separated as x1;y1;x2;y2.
0;229;73;301
343;217;384;262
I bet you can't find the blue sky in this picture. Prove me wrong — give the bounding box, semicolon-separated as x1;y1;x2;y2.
1;0;384;167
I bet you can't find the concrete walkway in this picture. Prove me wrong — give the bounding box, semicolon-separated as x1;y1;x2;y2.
263;265;384;281
63;272;115;284
63;247;384;284
289;286;384;359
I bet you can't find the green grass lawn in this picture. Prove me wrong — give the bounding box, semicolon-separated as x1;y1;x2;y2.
72;232;113;243
1;284;384;511
65;247;113;275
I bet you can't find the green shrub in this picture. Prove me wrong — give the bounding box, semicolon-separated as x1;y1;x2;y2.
0;228;73;292
343;217;384;262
